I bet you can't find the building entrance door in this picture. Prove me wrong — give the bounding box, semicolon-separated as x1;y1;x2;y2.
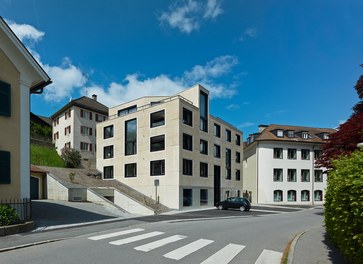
214;165;221;204
30;176;39;199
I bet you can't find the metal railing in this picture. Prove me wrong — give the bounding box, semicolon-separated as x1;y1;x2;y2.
0;198;32;223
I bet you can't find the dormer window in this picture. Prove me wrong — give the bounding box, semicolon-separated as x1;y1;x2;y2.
276;130;284;137
287;130;295;138
302;132;309;139
323;133;330;140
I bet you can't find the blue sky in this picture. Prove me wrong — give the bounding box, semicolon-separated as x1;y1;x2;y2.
1;0;363;139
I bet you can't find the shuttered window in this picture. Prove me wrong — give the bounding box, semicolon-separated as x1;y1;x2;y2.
0;81;11;117
0;151;11;184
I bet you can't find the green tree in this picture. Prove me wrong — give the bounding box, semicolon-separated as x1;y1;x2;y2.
61;148;81;168
324;150;363;263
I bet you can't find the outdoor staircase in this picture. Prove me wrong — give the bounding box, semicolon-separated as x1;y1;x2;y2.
39;166;170;215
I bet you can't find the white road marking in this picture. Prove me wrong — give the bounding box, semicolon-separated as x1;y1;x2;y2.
163;239;214;260
88;228;144;241
109;231;164;246
134;235;187;252
254;249;283;264
200;243;246;264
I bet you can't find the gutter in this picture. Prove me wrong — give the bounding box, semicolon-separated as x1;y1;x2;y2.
30;80;52;94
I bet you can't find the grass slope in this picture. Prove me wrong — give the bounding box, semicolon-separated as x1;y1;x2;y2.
31;144;65;167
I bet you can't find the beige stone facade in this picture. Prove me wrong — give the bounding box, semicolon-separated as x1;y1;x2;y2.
97;84;243;210
0;17;51;200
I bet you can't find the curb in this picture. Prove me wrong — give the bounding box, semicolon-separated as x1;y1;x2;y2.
287;229;308;264
0;238;64;253
0;221;35;237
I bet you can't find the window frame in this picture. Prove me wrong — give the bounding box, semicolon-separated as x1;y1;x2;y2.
182;159;193;176
273;168;283;182
200;162;208;178
125;163;137;178
150;110;165;128
200;139;208;155
273;148;283;159
150;135;165;152
125;119;137;156
104;125;114;139
150;160;165;176
103;166;114;179
0;80;11;117
103;145;114;159
182;133;193;151
182;108;193;126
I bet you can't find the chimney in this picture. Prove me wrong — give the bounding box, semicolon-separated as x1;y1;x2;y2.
92;94;97;101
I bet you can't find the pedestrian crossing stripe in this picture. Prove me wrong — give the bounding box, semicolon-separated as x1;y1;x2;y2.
163;239;214;260
87;228;282;264
109;231;165;246
134;234;187;252
200;243;246;264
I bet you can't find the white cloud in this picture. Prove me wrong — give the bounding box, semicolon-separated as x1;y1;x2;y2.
7;19;87;103
240;27;257;41
238;122;255;128
159;0;223;34
43;58;87;102
226;104;240;110
84;55;239;107
5;19;44;43
204;0;223;19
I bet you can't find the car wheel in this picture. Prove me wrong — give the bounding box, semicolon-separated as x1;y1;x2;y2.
239;206;246;212
218;205;224;210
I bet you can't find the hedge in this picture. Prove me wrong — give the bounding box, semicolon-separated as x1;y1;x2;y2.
324;150;363;263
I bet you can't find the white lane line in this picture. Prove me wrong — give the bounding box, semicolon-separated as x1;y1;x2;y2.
164;239;214;260
254;249;283;264
200;243;246;264
88;228;144;241
109;231;164;246
134;235;187;252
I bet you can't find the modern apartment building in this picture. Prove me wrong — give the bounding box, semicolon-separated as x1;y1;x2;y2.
51;95;108;167
97;84;244;210
243;124;336;205
0;17;51;200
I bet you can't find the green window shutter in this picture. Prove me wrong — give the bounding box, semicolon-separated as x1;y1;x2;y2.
0;80;11;117
0;151;11;184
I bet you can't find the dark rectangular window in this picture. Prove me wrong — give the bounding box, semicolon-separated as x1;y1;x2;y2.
118;105;137;116
200;139;208;155
200;189;208;206
0;151;11;184
125;119;137;155
104;125;114;139
236;134;241;146
226;148;231;180
225;129;231;142
104;145;114;159
150;160;165;176
150;135;165;152
214;123;221;137
273;148;283;159
273;168;283;182
236;169;241;181
314;170;323;182
288;169;297;182
103;166;114;179
288;149;297;159
0;81;11;117
301;169;310;182
182;159;193;176
200;91;208;132
213;144;221;158
314;150;322;160
125;163;137;178
200;162;208;178
236;151;241;163
183;189;192;206
301;149;310;160
150;110;165;128
182;108;193;126
183;133;193;151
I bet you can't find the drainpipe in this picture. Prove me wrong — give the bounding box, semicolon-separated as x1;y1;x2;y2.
256;142;259;204
312;145;315;206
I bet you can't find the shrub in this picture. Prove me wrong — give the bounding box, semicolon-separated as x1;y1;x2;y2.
61;148;81;168
0;205;19;226
324;150;363;263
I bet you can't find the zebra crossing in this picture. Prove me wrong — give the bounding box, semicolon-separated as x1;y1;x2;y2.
87;228;282;264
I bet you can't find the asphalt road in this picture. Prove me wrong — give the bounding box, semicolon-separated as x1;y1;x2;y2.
0;205;323;264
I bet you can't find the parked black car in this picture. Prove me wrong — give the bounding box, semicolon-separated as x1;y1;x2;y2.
216;197;251;211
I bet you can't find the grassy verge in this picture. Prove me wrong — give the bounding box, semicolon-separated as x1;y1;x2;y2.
31;144;65;167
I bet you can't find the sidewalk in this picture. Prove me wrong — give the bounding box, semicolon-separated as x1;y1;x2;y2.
289;225;350;264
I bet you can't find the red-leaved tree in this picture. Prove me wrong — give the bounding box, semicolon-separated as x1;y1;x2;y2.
316;66;363;168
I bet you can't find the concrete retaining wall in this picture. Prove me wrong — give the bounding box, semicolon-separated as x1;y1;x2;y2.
114;189;154;215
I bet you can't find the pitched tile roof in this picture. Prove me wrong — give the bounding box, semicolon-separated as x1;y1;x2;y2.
51;96;108;119
246;124;336;146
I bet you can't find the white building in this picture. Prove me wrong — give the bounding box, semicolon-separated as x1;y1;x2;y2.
243;124;336;205
51;95;108;167
96;84;244;210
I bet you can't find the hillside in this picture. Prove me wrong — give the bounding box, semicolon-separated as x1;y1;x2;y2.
31;144;65;167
